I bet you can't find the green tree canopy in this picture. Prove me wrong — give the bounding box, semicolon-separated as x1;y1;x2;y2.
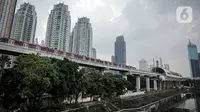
13;54;59;109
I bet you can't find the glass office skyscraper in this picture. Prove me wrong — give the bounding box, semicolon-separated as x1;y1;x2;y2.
114;35;126;65
188;40;200;77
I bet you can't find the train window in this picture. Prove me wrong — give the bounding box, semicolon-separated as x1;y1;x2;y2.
85;57;90;60
8;40;14;45
48;48;55;53
29;44;37;49
15;41;23;46
58;51;64;55
75;55;83;59
36;46;41;51
41;47;48;52
66;53;72;57
54;51;58;55
23;43;28;48
1;38;9;43
167;72;171;75
0;38;4;42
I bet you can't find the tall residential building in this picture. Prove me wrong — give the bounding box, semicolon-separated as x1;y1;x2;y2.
34;38;38;44
115;35;126;65
164;64;170;70
11;3;37;43
0;0;17;38
111;55;115;63
45;3;71;52
149;65;154;71
71;17;93;57
139;59;148;71
69;33;73;52
188;40;200;77
40;40;45;46
92;48;96;58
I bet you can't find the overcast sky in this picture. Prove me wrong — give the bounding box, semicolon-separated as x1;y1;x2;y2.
17;0;200;77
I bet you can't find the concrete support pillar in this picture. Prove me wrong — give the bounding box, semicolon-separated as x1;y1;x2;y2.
100;69;104;75
123;75;128;91
123;75;127;80
165;81;168;89
159;81;162;90
174;81;177;87
147;107;151;112
153;80;157;91
146;77;150;92
172;81;174;87
167;81;170;89
169;81;172;88
155;103;159;110
189;82;192;87
136;76;140;92
177;81;180;87
173;81;176;88
163;81;166;90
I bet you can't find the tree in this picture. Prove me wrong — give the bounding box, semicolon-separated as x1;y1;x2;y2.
49;58;80;104
13;54;59;110
0;55;11;80
112;75;130;96
71;68;85;104
0;54;132;111
99;73;130;99
0;69;22;111
0;55;11;71
81;68;103;100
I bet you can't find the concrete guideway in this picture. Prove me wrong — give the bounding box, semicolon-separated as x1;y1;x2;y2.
0;38;192;93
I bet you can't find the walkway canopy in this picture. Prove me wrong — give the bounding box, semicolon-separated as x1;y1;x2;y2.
151;67;182;79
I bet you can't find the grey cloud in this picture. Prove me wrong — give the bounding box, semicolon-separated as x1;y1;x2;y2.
15;0;200;77
120;0;200;76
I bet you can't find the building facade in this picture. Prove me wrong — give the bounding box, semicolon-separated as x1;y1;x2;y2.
114;35;126;65
188;40;200;77
149;65;154;71
111;55;115;63
11;3;37;43
40;40;45;46
70;17;93;57
0;0;17;38
45;3;71;52
198;53;200;65
34;38;38;44
139;59;148;71
92;48;96;58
